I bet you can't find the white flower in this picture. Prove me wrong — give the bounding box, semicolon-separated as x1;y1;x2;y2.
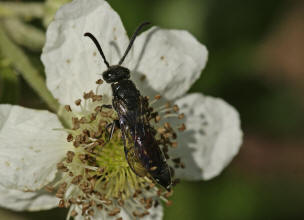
0;0;243;219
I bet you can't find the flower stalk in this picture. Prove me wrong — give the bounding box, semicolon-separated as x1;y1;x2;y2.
0;58;19;103
0;25;59;113
3;18;45;51
0;2;44;19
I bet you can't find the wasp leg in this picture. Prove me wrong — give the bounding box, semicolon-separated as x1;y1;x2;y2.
101;104;113;109
105;120;120;141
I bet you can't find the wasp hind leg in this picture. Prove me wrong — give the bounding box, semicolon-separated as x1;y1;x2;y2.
105;120;120;141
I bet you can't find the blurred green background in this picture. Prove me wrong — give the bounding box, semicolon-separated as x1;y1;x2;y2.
1;0;304;219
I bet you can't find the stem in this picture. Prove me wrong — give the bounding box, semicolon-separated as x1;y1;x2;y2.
0;62;19;103
0;2;44;19
0;24;59;113
3;18;45;51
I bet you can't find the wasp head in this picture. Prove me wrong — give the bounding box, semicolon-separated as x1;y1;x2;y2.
102;65;130;83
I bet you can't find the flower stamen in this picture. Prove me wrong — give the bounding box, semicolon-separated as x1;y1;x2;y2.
47;89;186;219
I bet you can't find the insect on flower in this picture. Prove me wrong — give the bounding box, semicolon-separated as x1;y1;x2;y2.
84;22;172;190
0;0;243;219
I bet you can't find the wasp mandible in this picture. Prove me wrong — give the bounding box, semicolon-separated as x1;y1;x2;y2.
84;22;172;190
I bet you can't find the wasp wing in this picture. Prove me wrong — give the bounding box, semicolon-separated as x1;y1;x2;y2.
121;121;147;177
113;96;171;189
132;97;172;187
113;98;147;177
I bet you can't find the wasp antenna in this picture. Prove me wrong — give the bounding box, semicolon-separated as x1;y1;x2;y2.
118;22;151;65
84;32;110;68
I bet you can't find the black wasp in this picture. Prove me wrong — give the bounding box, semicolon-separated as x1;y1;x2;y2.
84;22;172;190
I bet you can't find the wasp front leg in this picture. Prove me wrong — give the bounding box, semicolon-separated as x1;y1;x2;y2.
105;120;120;141
102;104;117;140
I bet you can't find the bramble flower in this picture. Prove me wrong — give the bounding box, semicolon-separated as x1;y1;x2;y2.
0;0;242;219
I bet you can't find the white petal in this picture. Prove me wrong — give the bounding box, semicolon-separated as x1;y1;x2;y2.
169;93;243;180
0;184;58;211
0;105;70;191
73;202;163;220
41;0;129;107
127;27;208;100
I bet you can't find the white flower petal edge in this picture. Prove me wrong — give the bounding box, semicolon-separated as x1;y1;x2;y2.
169;93;243;180
128;27;208;100
74;201;163;220
0;185;58;211
42;0;129;107
0;104;70;191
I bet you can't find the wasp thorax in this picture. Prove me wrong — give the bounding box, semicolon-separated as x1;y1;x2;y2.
47;86;186;219
102;65;130;83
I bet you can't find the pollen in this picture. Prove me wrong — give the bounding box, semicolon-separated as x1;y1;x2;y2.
47;90;186;219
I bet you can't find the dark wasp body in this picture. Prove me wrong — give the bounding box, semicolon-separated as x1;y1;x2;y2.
84;22;172;190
